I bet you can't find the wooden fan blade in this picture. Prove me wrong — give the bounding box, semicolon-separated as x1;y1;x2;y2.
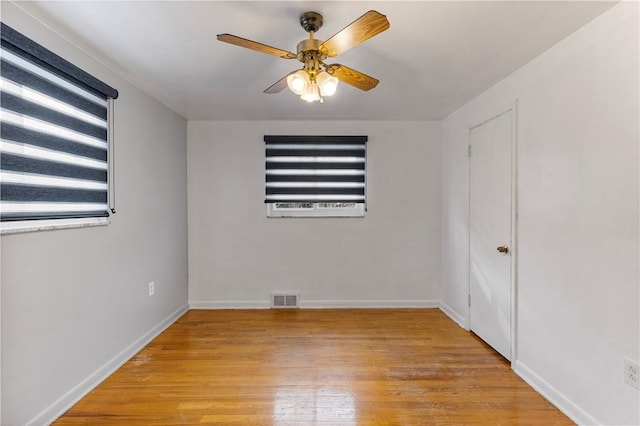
264;71;296;94
319;11;390;58
327;64;379;91
217;34;296;59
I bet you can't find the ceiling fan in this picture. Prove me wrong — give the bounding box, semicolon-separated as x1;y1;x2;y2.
217;10;390;103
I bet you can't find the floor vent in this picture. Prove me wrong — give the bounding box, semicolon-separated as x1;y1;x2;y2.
271;292;299;309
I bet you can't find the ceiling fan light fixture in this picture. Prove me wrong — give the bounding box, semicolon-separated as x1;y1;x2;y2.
287;70;309;95
317;71;339;97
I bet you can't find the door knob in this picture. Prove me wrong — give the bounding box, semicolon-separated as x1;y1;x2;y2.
497;245;509;254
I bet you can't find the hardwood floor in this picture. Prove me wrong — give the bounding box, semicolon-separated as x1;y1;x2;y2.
54;309;572;425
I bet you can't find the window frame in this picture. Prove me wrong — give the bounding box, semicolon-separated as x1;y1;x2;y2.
264;135;367;218
0;22;118;234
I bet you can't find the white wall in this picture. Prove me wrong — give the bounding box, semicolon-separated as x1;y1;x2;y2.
0;3;189;425
188;121;440;307
441;3;639;425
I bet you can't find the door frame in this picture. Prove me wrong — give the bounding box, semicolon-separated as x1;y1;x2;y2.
466;100;518;366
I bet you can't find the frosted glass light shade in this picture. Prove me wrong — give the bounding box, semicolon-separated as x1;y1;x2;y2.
316;71;339;97
301;82;320;102
287;70;309;95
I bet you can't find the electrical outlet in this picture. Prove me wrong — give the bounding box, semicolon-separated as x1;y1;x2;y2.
148;281;155;296
624;358;639;390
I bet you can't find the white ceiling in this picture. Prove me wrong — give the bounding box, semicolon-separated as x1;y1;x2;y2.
16;1;616;120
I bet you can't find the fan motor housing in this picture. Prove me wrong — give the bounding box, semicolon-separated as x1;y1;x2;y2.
297;38;323;55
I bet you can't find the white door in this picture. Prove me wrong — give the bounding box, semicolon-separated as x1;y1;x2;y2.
469;110;513;360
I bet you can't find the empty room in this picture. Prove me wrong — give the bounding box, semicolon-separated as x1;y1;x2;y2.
0;1;638;425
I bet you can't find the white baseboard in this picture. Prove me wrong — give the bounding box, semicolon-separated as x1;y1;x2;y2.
300;299;440;308
513;360;601;426
29;304;189;426
189;299;440;309
189;300;270;309
438;301;468;329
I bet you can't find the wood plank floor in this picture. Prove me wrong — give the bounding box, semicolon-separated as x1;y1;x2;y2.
54;309;572;425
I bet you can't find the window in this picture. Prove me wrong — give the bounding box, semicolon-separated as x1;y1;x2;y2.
265;135;367;217
0;23;118;233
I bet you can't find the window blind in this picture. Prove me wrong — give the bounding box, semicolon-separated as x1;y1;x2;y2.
0;22;118;223
264;135;367;204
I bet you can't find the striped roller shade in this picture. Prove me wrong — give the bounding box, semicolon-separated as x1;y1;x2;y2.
264;135;367;204
0;22;118;222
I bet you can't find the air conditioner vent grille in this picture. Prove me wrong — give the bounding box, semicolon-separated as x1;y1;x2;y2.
271;292;299;309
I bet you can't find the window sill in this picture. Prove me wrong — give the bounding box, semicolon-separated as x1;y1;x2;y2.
266;204;365;218
267;213;365;218
1;217;109;235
